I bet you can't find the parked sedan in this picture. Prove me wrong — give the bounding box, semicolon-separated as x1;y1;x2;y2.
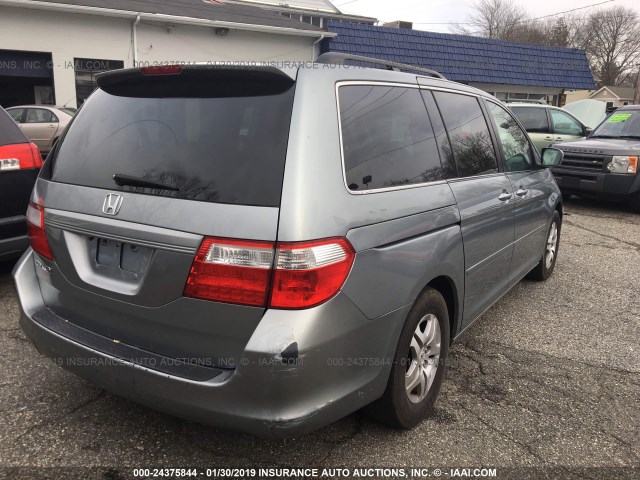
509;103;590;152
0;107;43;259
6;105;75;156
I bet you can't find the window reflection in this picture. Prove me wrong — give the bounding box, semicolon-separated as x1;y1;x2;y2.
486;102;533;172
433;92;498;177
339;86;445;190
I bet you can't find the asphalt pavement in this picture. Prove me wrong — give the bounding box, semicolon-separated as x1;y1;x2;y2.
0;197;638;480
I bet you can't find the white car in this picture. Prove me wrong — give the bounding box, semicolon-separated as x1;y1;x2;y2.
6;105;76;155
509;103;590;152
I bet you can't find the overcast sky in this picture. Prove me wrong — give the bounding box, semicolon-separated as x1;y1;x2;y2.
335;0;640;33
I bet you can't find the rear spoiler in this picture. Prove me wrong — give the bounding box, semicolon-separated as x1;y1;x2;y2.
96;64;295;97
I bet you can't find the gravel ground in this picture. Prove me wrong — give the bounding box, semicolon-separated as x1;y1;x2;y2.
0;198;638;480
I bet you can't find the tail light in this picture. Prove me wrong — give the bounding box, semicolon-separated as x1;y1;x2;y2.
184;237;355;309
184;238;274;307
270;238;355;309
140;65;183;75
26;200;53;260
0;143;42;171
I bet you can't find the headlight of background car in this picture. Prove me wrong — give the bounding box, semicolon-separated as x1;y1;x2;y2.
607;156;638;174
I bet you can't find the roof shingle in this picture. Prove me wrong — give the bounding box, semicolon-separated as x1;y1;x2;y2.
322;22;595;90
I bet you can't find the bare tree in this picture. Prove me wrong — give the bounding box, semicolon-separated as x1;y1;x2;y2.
455;2;639;87
580;6;640;86
453;0;526;39
548;17;570;48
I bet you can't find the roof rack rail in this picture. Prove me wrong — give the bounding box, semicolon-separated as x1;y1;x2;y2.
316;52;446;80
504;99;547;105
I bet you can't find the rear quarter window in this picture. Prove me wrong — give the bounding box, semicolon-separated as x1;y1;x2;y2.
338;85;447;191
46;87;295;207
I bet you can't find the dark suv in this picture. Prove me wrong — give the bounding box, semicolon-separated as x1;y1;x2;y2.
550;105;640;211
0;107;43;260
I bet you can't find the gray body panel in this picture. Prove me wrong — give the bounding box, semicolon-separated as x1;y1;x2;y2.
447;174;515;327
14;63;562;437
507;168;558;283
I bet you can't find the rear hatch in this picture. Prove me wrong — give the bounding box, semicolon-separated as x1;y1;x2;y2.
34;65;296;374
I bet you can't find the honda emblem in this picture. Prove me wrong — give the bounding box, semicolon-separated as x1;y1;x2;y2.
102;193;123;216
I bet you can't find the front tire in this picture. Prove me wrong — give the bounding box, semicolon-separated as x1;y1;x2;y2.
368;288;450;429
529;211;561;281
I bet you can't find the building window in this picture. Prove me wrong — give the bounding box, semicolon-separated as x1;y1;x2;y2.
74;58;124;106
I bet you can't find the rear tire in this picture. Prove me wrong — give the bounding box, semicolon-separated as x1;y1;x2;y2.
367;287;450;429
528;211;561;281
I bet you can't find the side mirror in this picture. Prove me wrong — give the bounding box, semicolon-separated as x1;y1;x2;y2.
541;147;564;167
584;127;593;136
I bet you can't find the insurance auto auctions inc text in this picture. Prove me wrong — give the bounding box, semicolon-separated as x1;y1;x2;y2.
133;467;498;479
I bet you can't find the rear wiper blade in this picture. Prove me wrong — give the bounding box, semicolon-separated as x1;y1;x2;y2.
113;173;180;192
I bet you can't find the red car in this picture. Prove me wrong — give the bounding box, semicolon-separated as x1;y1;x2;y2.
0;107;43;260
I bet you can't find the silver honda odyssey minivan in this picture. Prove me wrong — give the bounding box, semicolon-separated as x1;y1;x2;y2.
13;55;564;438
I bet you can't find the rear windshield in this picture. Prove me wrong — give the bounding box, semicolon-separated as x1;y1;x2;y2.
46;87;295;207
0;108;28;146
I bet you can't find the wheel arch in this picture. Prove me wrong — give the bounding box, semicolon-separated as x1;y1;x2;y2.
555;199;563;222
420;275;461;343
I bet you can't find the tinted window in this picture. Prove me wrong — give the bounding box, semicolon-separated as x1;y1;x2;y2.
47;87;295;207
486;102;533;172
421;91;457;178
7;108;23;123
433;92;498;177
26;109;54;123
511;107;549;133
339;85;445;191
551;110;583;136
0;108;28;146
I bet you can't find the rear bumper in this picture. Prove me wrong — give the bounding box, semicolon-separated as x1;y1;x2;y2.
551;168;640;198
13;250;407;438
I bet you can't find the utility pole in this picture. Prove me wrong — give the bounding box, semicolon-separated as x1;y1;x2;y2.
634;66;640;105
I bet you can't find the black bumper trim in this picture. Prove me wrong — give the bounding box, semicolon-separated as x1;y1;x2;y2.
31;307;228;382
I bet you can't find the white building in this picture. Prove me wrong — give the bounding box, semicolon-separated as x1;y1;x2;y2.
224;0;376;28
0;0;334;108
